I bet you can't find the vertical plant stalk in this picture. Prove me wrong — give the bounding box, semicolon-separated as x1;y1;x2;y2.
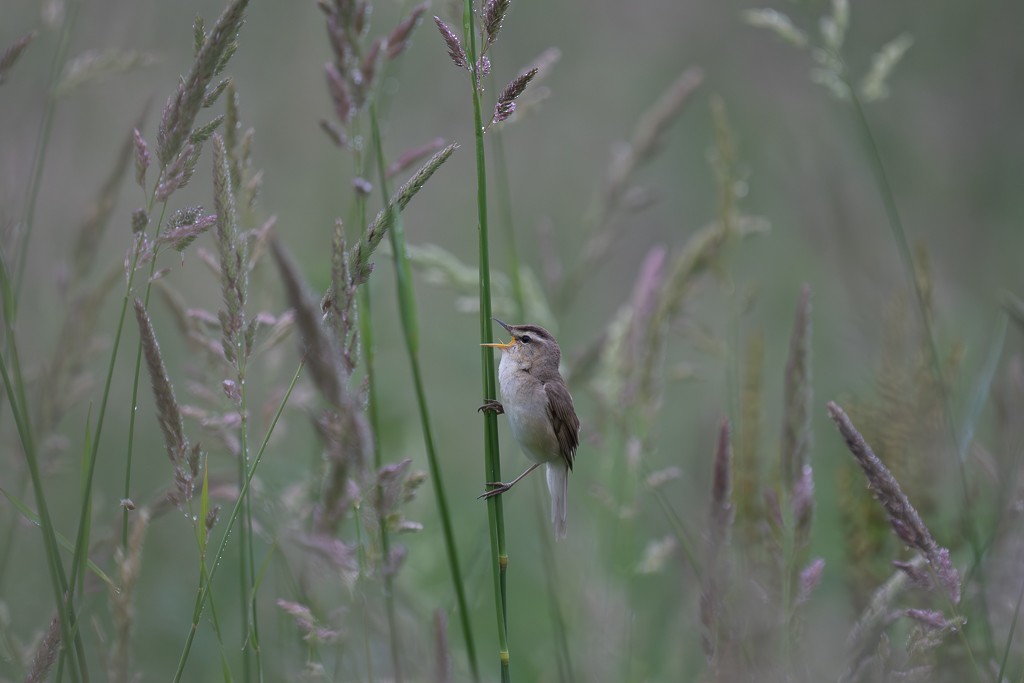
12;0;81;306
354;112;405;683
212;133;261;683
368;107;478;683
0;257;88;683
462;1;512;679
173;360;303;682
779;285;813;670
844;85;995;654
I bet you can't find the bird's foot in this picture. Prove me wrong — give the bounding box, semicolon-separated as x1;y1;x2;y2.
477;399;504;415
478;482;512;499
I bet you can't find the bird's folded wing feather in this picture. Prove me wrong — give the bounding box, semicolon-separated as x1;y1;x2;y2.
545;381;580;470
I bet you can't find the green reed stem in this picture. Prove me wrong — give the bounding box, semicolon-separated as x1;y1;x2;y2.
237;358;260;683
174;359;302;682
351;113;405;683
369;104;480;683
462;3;510;680
0;251;87;683
13;0;81;308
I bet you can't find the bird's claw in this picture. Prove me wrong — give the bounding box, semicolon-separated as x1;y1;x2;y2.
478;399;504;415
477;482;511;499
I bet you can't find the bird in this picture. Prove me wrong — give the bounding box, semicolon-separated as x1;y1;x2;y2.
479;318;580;539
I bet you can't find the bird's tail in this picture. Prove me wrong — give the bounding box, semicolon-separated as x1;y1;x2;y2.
546;462;569;540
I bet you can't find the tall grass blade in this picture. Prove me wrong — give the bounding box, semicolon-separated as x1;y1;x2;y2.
369;106;478;683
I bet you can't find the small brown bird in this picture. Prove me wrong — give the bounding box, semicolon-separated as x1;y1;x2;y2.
480;319;580;539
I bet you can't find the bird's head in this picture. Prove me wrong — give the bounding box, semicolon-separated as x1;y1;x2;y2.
481;318;561;371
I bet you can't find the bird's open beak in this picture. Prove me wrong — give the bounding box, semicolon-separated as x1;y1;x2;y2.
481;318;517;349
492;318;514;335
481;338;515;349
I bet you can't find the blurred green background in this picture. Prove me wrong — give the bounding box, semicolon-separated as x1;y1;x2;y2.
2;0;1023;680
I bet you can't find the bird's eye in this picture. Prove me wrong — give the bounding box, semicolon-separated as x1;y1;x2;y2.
520;335;532;344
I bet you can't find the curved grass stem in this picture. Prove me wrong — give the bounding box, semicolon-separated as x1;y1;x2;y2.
173;359;303;682
368;103;479;683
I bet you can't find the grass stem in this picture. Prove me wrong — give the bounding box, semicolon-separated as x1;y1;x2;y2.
462;1;511;679
368;104;479;683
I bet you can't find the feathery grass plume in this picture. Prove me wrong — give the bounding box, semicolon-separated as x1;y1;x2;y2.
778;282;811;528
352;143;458;284
860;33;914;102
492;67;537;125
324;220;359;374
387;137;446;178
491;48;560;128
483;0;511;50
269;237;343;407
0;31;37;84
386;3;429;60
820;0;850;53
433;17;469;69
735;332;764;540
158;0;249;165
155;208;217;253
319;0;406;122
843;556;923;681
108;508;149;683
618;245;667;409
269;236;372;533
797;557;826;605
605;67;704;213
741;9;807;47
319;118;348;147
373;458;425;536
827;401;961;604
38;267;120;438
72;120;142;280
325;62;355;125
134;298;200;505
839;284;957;578
55;49;157;96
133;129;151;190
23;616;61;683
275;599;341;645
212;134;248;362
701;420;734;671
559;67;703;307
188;115;224;146
155;142;202;201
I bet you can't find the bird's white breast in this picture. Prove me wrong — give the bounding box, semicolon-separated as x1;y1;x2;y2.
497;353;561;465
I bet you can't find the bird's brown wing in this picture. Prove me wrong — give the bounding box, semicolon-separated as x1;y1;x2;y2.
545;381;580;470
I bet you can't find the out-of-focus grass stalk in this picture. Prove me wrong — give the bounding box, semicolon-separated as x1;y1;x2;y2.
348;114;398;683
462;1;511;680
0;253;88;683
996;571;1024;683
530;477;575;683
368;106;479;683
12;0;81;306
490;131;525;320
843;81;995;655
173;360;303;682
